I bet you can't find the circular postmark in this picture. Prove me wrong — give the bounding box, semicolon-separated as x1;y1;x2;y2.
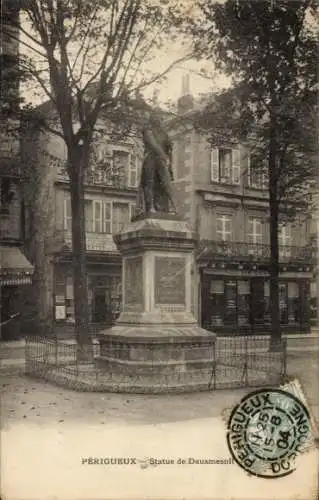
227;388;313;478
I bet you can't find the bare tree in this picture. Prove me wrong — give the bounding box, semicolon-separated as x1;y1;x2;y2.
5;0;190;357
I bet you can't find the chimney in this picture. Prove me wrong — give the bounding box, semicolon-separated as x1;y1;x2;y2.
177;74;194;113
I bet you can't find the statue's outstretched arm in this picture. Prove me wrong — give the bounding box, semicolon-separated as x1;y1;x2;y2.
143;129;169;164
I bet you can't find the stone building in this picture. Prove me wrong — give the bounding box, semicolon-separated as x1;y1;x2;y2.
21;79;314;336
0;1;34;340
168;81;314;334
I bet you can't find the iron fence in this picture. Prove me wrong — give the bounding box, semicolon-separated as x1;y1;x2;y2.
25;335;287;393
198;240;315;263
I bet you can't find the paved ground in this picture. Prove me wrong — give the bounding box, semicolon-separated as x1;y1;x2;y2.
0;351;318;500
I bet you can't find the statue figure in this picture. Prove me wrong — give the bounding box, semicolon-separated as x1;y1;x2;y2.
136;110;176;215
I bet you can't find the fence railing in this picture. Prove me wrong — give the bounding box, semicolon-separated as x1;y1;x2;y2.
25;335;287;392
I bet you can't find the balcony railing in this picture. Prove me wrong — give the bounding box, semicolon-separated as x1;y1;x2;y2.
54;230;119;253
56;164;137;190
198;240;315;264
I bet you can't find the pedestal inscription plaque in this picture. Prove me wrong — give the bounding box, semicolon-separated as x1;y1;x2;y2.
124;256;143;305
154;256;186;305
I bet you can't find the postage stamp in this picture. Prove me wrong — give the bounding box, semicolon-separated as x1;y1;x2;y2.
227;388;314;479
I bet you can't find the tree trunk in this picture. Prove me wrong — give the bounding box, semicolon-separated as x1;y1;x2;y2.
268;124;282;351
68;145;92;360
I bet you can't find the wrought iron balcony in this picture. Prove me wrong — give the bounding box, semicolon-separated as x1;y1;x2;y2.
56;163;137;190
198;240;315;264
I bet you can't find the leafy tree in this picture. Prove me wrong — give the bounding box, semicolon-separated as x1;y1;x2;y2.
189;0;318;348
4;0;189;356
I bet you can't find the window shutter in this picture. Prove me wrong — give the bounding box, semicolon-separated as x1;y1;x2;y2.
247;155;251;187
225;216;231;234
256;219;263;243
84;200;93;232
93;201;102;233
210;148;219;182
129;154;138;187
262;161;269;189
103;201;112;234
63;198;71;230
130;203;136;221
232;149;240;185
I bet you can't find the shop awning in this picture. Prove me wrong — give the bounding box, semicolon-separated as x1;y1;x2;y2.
0;246;34;285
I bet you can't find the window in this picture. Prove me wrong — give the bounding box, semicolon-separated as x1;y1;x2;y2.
211;148;240;185
130;203;136;221
93;201;112;234
112;202;130;234
279;282;288;324
216;215;232;241
279;224;292;258
112;150;139;188
248;155;268;189
248;217;263;244
63;198;72;231
0;177;14;213
288;282;300;324
279;224;292;246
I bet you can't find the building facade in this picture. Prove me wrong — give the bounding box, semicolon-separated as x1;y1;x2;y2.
169;91;314;334
0;1;34;340
21;115;143;332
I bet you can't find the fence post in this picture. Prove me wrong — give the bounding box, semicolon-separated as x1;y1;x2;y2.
76;344;79;377
209;338;216;390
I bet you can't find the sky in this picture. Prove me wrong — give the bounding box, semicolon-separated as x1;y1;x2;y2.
18;1;230;110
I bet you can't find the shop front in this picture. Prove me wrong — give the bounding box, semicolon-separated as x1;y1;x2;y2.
53;259;122;327
201;271;311;334
0;245;34;340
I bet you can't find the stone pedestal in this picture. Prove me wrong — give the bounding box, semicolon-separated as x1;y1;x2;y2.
96;214;216;392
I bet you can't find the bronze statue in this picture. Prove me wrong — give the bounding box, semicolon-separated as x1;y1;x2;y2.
136;111;176;215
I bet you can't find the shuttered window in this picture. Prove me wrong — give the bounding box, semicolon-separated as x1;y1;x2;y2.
248;155;268;189
210;148;241;185
93;201;112;234
210;148;219;182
